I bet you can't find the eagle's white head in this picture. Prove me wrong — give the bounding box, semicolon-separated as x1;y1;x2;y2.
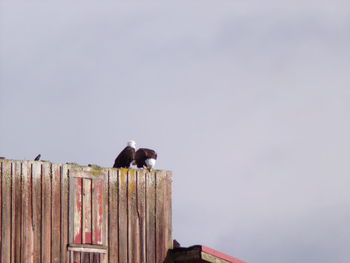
127;140;136;149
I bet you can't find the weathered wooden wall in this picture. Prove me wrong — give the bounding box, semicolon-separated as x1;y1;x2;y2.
0;159;172;263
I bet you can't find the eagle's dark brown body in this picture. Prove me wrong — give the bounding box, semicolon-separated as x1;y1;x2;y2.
113;146;135;168
135;148;157;168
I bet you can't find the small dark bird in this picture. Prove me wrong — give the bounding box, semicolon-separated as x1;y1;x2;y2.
113;140;136;168
34;154;41;161
135;148;157;169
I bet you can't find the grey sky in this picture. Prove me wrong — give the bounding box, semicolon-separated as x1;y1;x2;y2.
1;1;350;262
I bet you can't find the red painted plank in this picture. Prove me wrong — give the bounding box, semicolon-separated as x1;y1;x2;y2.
74;178;83;244
92;179;103;245
83;178;92;244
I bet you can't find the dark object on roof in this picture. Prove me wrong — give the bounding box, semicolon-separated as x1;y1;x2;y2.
135;148;157;169
34;154;41;161
173;239;181;248
164;245;246;263
113;140;136;168
0;157;5;159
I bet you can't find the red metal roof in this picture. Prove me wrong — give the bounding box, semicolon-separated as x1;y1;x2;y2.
201;246;246;263
165;245;246;263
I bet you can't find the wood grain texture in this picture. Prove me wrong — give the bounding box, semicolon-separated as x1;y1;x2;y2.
166;171;173;250
137;170;147;263
108;169;119;263
156;171;166;263
1;160;11;263
0;160;172;263
22;162;34;263
92;179;103;245
83;178;92;244
52;164;61;263
146;171;156;263
73;177;82;263
73;177;83;244
13;161;22;263
0;161;2;263
41;162;52;263
32;162;42;263
61;165;69;263
101;170;109;263
156;170;173;263
118;169;128;263
10;162;15;263
128;170;139;263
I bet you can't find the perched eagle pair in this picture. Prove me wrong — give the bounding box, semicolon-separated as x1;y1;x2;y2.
113;140;157;169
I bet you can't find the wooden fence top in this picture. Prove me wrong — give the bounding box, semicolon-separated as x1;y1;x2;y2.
0;158;172;174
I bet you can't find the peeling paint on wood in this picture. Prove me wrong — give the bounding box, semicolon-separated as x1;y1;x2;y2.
0;159;172;263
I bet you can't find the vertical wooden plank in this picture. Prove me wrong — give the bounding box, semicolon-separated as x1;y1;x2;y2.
92;179;103;245
0;161;2;263
118;169;128;263
82;178;92;244
10;162;14;263
137;170;147;263
146;170;156;263
73;252;81;263
93;254;100;263
128;169;140;263
81;252;90;263
22;161;34;263
61;165;69;263
13;161;22;263
68;171;75;244
156;171;172;263
73;177;83;244
1;160;11;263
155;171;164;263
108;169;119;263
52;164;61;263
102;170;109;263
73;177;82;263
41;162;52;263
166;171;173;250
32;162;42;263
9;162;15;263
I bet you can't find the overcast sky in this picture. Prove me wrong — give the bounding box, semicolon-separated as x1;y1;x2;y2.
1;1;350;263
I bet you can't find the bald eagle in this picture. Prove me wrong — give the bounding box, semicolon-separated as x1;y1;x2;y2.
113;140;136;168
135;148;157;169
